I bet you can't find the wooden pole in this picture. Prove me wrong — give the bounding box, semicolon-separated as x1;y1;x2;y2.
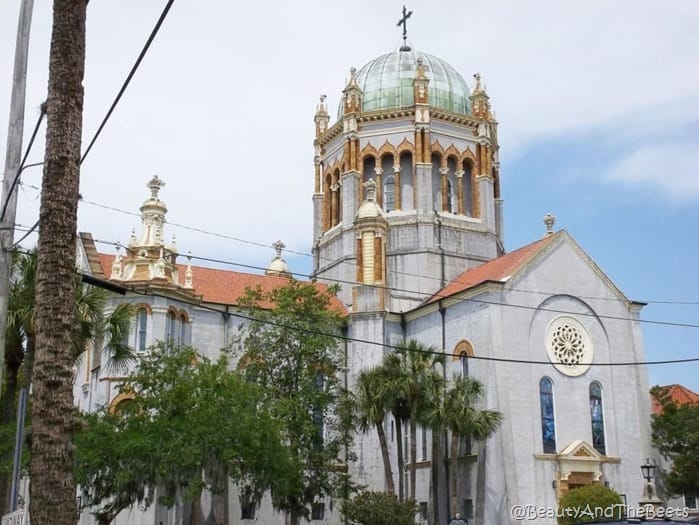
0;0;35;399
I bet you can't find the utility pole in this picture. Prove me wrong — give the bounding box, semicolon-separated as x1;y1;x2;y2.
0;0;35;398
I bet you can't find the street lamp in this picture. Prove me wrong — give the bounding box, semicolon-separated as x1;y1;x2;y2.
641;458;656;483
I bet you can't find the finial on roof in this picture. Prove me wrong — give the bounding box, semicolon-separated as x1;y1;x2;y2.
473;73;483;93
316;94;327;113
147;175;165;200
543;213;556;236
129;228;137;246
266;240;291;277
396;5;413;51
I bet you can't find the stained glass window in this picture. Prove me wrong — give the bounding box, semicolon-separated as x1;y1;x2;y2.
539;377;556;453
589;382;606;455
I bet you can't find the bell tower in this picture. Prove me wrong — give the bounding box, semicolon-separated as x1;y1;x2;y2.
312;35;504;312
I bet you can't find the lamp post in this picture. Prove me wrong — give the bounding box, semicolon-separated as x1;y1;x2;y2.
641;458;655;484
638;457;662;516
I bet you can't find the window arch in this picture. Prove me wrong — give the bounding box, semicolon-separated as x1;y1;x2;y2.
135;307;148;352
109;391;136;415
539;377;556;453
589;381;606;455
453;340;474;378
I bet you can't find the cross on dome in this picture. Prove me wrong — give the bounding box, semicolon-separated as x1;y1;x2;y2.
396;5;413;51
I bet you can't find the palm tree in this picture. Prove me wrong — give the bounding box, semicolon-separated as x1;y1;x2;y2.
443;376;502;517
380;340;445;502
1;250;133;514
31;0;88;521
355;368;395;493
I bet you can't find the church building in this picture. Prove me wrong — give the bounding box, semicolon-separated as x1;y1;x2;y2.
74;30;654;525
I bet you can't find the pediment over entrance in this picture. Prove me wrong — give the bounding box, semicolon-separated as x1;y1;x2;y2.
560;439;603;461
555;440;605;498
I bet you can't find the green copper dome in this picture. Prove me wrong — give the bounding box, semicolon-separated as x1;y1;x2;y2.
339;50;471;118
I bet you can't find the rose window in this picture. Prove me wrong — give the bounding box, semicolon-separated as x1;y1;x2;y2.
545;316;593;377
551;322;585;365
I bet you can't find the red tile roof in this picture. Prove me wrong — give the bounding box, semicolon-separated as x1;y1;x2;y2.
97;253;347;314
651;384;699;415
427;232;559;304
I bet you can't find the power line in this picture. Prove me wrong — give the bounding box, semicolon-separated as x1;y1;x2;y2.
87;237;699;331
80;0;175;164
72;197;699;307
7;245;696;369
85;270;699;369
10;0;176;250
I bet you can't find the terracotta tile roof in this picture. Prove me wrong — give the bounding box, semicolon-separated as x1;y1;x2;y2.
651;384;699;415
427;232;559;304
97;253;347;314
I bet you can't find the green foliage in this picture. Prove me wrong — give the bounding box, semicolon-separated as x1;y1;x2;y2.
74;343;293;523
557;485;624;525
651;386;699;496
342;490;418;525
234;280;350;522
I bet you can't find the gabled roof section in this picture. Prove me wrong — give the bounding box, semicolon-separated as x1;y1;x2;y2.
96;253;347;315
426;232;560;304
426;230;637;308
651;384;699;415
78;233;106;278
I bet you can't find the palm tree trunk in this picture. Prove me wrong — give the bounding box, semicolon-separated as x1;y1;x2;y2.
29;0;86;523
395;415;405;501
430;428;442;525
449;432;460;517
409;404;417;502
375;419;395;493
1;351;20;514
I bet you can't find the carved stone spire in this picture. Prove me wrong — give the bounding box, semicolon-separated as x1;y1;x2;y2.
343;67;363;115
543;212;556;236
314;94;329;137
470;72;492;120
184;252;194;289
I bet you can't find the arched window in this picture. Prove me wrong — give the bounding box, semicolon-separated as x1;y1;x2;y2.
589;382;606;455
399;151;413;210
363;156;376;186
384;175;396;212
431;153;442;211
462;160;473;216
165;310;177;347
135;307;148;352
179;314;188;347
539;377;556;453
454;340;474;378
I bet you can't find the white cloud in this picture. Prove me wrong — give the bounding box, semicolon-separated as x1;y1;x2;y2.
602;142;699;201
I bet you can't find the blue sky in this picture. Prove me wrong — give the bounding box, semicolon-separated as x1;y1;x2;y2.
1;0;698;390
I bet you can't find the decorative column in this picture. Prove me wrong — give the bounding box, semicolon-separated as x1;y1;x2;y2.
374;167;383;207
439;167;449;212
393;164;402;211
455;169;465;215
